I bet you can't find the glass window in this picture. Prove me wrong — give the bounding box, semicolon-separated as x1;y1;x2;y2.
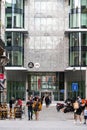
13;32;23;46
70;0;79;9
28;74;57;91
5;0;24;28
7;81;25;102
5;32;24;66
12;51;22;65
70;13;79;28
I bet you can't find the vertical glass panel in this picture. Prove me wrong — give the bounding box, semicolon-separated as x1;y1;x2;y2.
7;81;25;102
70;51;79;66
12;51;22;65
5;0;12;7
70;0;79;9
5;32;24;66
13;32;23;46
70;33;79;47
69;33;79;66
81;0;87;28
70;13;79;28
81;33;87;46
6;32;12;46
5;0;24;28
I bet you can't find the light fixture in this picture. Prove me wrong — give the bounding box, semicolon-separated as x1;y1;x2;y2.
0;52;9;66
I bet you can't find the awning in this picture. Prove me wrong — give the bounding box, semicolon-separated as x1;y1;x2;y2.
5;28;28;34
5;67;27;71
65;67;86;71
65;29;87;33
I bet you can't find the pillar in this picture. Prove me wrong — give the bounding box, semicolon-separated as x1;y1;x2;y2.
25;75;28;101
85;68;87;98
64;72;67;100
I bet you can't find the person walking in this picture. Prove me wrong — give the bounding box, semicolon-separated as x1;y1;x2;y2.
26;96;33;120
83;105;87;124
45;95;50;108
32;97;42;120
73;98;82;124
9;97;15;119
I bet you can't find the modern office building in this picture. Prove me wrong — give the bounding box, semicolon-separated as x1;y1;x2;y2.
4;0;87;102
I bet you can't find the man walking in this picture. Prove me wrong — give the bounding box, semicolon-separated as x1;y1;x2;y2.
26;96;33;120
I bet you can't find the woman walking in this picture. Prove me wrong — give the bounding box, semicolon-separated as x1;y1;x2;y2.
33;97;42;120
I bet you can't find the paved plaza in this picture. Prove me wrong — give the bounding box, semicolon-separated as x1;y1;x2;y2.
0;102;87;130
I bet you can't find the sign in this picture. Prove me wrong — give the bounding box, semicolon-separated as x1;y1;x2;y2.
0;74;4;90
60;89;64;93
28;62;34;68
34;63;40;68
0;74;4;79
72;83;78;92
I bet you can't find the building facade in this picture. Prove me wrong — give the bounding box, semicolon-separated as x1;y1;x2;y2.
0;0;9;103
4;0;87;102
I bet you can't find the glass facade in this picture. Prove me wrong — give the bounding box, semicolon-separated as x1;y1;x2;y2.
69;32;87;66
28;73;64;101
5;0;24;66
7;81;25;102
5;0;24;28
5;32;24;66
69;0;87;66
70;0;87;28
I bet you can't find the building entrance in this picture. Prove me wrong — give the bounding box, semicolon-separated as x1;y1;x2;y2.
40;90;54;101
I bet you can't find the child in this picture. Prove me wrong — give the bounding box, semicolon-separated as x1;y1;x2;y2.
83;105;87;124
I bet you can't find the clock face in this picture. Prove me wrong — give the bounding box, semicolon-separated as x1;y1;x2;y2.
28;62;34;68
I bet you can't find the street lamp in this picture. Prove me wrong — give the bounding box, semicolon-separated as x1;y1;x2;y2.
0;53;9;66
0;52;9;103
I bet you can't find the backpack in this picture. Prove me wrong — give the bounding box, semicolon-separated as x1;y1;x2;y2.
73;101;79;109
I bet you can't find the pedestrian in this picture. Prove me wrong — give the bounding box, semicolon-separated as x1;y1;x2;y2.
17;98;23;119
45;95;50;107
9;97;15;118
26;96;33;120
73;99;82;124
83;105;87;124
32;97;42;120
17;98;22;109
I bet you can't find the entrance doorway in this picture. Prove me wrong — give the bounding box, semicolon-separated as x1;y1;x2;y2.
40;90;54;101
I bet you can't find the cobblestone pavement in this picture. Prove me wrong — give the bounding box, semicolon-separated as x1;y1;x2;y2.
0;103;87;130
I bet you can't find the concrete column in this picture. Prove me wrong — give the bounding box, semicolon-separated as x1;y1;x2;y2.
25;75;28;101
85;68;87;98
64;73;67;100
